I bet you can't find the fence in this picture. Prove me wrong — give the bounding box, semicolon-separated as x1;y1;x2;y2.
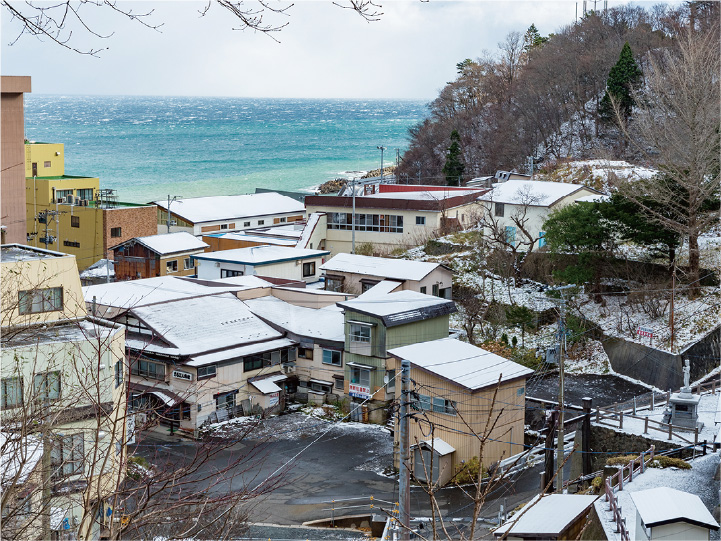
593;407;700;445
604;444;656;541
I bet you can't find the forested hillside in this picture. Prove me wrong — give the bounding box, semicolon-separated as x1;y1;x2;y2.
397;2;719;184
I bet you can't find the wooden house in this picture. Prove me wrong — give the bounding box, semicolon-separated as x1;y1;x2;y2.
111;232;208;281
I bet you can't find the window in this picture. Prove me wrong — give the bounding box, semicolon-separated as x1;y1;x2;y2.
432;397;457;415
334;377;344;390
220;224;228;230
131;359;166;380
215;392;235;411
221;269;243;278
420;286;427;294
110;227;122;238
350;366;370;387
244;351;271;372
298;347;313;360
44;161;52;168
327;213;404;233
302;261;316;277
279;217;287;223
1;377;23;408
386;369;396;393
257;220;265;226
166;260;178;273
311;381;332;393
417;394;432;411
18;287;63;314
538;231;546;248
34;371;61;402
432;284;440;297
71;215;80;228
77;188;93;201
197;365;217;379
56;190;73;201
349;323;371;345
361;281;379;293
505;226;516;245
494;202;505;217
243;221;251;227
114;361;123;389
416;216;426;225
325;277;344;292
63;240;80;248
183;258;193;270
322;349;342;367
51;434;84;479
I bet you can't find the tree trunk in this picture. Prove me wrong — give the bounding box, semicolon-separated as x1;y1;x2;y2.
688;233;701;298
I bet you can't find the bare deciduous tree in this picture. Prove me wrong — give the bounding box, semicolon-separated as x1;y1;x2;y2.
613;27;720;297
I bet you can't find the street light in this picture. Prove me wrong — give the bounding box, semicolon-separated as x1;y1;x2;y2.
377;146;386;180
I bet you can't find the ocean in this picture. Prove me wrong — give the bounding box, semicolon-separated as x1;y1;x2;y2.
24;95;428;204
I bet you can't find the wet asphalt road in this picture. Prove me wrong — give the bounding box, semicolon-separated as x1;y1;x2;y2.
526;373;650;406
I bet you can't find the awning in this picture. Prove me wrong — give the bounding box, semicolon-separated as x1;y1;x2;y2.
149;391;179;407
129;382;185;408
346;362;377;370
309;378;334;386
412;438;455;457
250;380;282;394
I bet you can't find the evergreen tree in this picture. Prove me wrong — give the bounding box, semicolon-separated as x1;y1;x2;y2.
522;24;548;55
442;130;465;186
598;42;642;123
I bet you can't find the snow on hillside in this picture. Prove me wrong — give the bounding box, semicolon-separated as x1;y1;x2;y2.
541;159;658;193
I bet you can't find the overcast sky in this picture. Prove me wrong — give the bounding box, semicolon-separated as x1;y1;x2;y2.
3;0;636;100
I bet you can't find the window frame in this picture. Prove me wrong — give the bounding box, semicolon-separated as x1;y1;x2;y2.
71;215;80;228
110;227;122;238
33;371;61;402
322;349;342;367
51;433;84;480
415;216;426;225
1;377;23;408
494;202;505;217
18;287;63;315
350;366;371;388
114;361;123;389
221;269;244;278
197;365;217;379
166;260;178;273
131;359;166;381
302;261;316;278
183;257;193;270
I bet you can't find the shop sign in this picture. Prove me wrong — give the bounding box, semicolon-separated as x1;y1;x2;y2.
269;392;279;407
173;370;193;381
349;384;371;399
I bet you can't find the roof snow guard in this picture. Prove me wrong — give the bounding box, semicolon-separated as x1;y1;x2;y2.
338;291;456;328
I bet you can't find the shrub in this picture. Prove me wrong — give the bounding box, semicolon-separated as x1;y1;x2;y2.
591;476;603;491
453;456;488;485
500;333;509;345
605;455;638;466
649;456;691;469
355;242;375;256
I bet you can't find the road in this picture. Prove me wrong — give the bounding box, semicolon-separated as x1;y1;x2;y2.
134;412;548;536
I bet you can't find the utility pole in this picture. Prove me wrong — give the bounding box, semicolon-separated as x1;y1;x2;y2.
166;195;182;234
398;359;411;540
38;210;61;249
670;263;676;353
351;179;357;254
377;146;386;180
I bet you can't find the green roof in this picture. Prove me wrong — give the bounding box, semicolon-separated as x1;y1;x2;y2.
26;175;98;180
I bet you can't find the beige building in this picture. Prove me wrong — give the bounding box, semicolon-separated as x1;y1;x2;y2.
1;244;127;540
388;337;532;486
1;76;31;244
304;185;486;256
320;253;453;297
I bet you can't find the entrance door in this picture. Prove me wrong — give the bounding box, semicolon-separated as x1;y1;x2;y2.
413;448;438;483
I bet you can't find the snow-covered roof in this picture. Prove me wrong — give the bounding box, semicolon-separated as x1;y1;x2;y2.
186;338;296;367
296;212;323;248
193;246;330;266
388;337;533;390
631;487;719;530
129;293;283;356
494;494;598;537
250;378;283;394
321;253;447;281
204;232;297;247
413;438;455;457
83;276;244;310
357;280;403;298
478;180;598;207
80;258;115;279
243;296;345;342
337;290;456;327
153;192;305;224
364;189;481;201
575;194;610;203
112;231;208;255
0;432;43;487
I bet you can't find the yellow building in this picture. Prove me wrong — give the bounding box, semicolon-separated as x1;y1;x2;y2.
1;244;127;539
25;142;158;271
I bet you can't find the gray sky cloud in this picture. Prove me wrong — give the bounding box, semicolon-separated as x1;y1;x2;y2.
2;0;633;99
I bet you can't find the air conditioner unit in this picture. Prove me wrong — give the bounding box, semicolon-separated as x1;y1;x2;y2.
67;195;75;205
56;197;65;204
81;199;89;207
283;364;296;374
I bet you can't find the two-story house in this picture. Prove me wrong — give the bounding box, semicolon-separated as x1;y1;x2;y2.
0;244;127;540
111;232;209;280
335;290;456;423
388;338;532;486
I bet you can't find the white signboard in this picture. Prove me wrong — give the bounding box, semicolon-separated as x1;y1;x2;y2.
349;384;371;399
173;370;193;381
269;392;279;407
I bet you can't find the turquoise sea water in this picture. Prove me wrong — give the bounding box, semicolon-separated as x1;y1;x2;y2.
24;95;428;204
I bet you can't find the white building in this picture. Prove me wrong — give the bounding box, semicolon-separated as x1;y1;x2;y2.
192;246;330;283
478;180;601;249
154;192;306;236
631;487;719;541
320;253;453;297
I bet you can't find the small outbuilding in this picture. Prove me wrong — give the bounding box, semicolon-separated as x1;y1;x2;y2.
631;487;719;541
493;494;598;540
